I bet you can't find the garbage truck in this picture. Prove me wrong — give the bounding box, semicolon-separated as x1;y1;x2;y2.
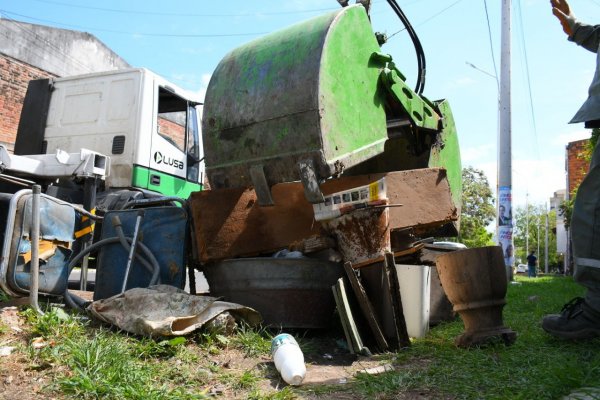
0;0;462;316
202;1;461;219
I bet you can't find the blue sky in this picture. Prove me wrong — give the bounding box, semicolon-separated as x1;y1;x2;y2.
1;0;598;208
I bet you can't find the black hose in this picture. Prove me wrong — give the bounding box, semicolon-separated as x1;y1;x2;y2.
386;0;426;94
63;231;161;311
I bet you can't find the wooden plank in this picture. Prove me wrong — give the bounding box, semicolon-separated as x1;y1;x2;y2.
342;262;388;352
351;244;425;269
384;252;411;349
320;168;457;233
189;168;457;262
189;184;321;262
333;278;371;356
332;282;355;354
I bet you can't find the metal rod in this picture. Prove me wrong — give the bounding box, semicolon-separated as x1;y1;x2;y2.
29;185;43;315
79;177;98;291
121;210;145;293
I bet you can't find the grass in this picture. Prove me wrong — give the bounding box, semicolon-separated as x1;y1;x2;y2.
342;275;600;400
2;275;600;399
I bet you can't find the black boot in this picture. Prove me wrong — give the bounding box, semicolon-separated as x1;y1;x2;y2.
542;297;600;340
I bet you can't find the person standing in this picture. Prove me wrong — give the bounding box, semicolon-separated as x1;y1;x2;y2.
526;250;537;278
543;0;600;339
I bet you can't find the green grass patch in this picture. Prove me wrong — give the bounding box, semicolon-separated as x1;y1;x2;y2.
230;323;272;357
348;275;600;400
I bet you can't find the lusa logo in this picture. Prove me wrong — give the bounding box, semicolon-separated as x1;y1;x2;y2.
154;151;184;170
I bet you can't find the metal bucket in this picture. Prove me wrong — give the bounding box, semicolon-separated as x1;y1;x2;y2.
203;257;343;329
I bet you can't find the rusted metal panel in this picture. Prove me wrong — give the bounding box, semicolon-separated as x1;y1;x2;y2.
189;168;457;262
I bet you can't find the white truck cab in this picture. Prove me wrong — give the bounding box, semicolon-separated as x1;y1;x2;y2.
15;68;204;201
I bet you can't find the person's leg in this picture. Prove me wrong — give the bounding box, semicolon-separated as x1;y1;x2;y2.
542;144;600;339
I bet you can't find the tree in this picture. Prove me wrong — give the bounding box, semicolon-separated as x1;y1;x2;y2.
513;204;559;270
458;166;496;248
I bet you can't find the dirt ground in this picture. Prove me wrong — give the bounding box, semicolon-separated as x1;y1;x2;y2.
0;303;396;400
0;306;61;400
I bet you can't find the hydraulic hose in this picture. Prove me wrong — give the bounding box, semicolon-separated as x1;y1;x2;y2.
386;0;427;94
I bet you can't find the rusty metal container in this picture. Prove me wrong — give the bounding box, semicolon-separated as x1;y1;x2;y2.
202;257;343;329
202;5;387;191
323;208;390;267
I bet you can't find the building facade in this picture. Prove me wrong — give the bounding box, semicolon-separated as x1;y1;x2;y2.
0;18;129;149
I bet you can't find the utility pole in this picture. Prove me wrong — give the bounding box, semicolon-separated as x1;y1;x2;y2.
525;194;529;256
498;0;513;281
545;204;549;273
535;219;541;259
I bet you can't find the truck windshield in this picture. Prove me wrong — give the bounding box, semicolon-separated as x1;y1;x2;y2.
157;87;187;152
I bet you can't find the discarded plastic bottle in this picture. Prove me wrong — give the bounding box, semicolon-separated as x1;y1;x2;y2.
271;333;306;385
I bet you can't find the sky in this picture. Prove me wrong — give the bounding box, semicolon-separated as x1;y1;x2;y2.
0;0;599;209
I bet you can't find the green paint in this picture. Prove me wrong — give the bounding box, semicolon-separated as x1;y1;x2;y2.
318;6;388;161
203;5;387;182
428;99;462;216
132;166;201;199
380;66;440;130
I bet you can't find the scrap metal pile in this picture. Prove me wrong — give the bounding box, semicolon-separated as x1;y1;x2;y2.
189;2;464;353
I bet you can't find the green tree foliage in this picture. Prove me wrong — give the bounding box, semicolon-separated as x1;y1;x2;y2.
513;204;559;270
458;167;496;248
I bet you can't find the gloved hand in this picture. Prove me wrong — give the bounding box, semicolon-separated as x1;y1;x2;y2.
551;0;575;36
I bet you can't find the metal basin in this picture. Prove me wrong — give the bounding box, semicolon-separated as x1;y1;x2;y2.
203;257;343;329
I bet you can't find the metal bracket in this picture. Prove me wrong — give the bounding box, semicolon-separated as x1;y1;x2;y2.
249;165;274;206
298;159;325;204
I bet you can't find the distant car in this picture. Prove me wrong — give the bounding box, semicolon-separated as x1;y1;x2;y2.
516;264;528;273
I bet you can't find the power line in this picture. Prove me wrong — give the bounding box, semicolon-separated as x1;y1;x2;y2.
482;0;499;91
388;0;464;39
27;0;340;18
514;0;541;161
0;9;269;38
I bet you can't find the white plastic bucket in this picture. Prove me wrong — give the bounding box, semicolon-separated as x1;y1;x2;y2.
395;264;431;338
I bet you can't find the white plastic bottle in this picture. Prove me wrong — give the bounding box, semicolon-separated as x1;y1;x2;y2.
271;333;306;385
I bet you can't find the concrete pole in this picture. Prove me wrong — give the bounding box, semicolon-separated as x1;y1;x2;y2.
545;206;549;273
526;195;529;255
537;222;540;260
498;0;513;281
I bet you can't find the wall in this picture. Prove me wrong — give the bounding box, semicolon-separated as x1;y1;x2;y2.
0;19;130;149
0;54;56;149
0;19;129;78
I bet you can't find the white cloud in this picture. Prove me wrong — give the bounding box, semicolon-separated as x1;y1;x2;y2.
194;73;212;101
461;143;494;164
447;76;477;89
552;129;592;146
469;155;565;210
511;157;566;208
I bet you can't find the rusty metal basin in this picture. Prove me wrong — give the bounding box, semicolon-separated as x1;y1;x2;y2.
203;257;343;329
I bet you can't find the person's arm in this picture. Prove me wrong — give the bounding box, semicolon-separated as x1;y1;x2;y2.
570;20;600;54
551;0;600;53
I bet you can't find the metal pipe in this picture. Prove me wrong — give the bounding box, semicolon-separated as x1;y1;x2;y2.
79;177;98;291
121;210;145;293
29;185;43;315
